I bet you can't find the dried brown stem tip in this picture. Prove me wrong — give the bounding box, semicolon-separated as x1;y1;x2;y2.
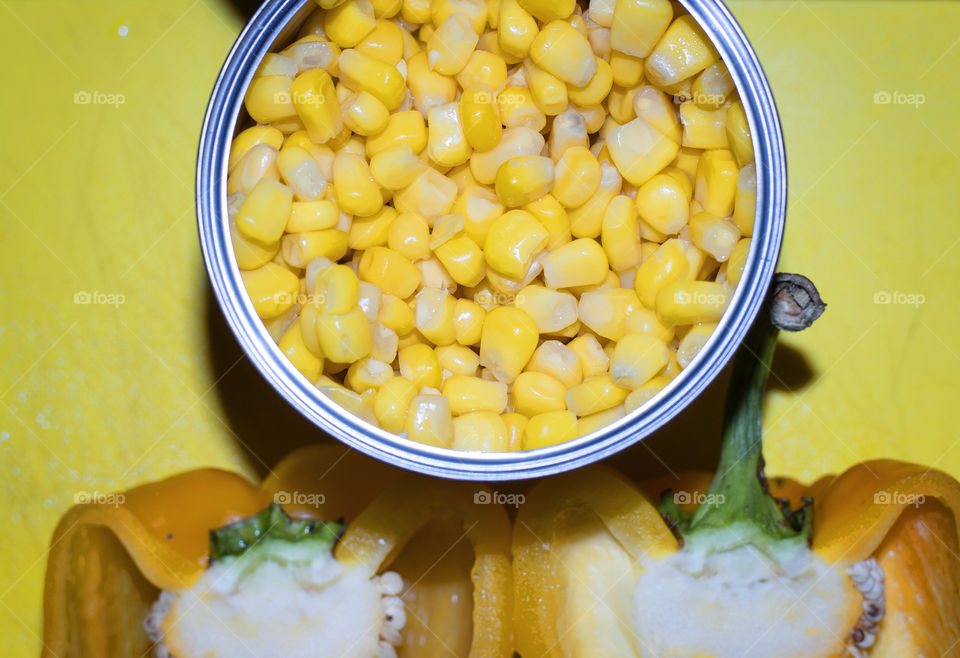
766;273;826;332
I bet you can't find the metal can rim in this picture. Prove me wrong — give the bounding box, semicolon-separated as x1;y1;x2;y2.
197;0;786;481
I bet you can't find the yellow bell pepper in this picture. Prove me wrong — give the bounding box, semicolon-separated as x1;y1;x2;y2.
43;445;513;657
513;274;960;657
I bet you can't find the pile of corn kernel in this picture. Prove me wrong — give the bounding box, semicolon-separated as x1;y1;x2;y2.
227;0;756;452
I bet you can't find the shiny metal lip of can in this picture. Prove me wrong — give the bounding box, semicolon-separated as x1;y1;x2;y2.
197;0;786;481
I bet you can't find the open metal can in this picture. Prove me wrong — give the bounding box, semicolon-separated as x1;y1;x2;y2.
197;0;786;480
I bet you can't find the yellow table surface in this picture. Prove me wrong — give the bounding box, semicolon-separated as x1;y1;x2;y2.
2;0;959;654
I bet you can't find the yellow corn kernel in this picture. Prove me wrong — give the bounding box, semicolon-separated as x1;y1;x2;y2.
623;375;669;412
610;0;671;57
417;257;457;292
692;61;733;109
231;213;279;271
565;375;628;416
568;106;602;138
346;357;394;392
723;237;750;289
332;151;383;217
366;110;427;156
479;306;539;382
435;234;486;287
576;405;623;434
427;14;478;75
501;412;527;450
427;102;472;167
279;321;324;380
452;411;509;451
609;50;644;87
566;58;613;107
607;116;681;187
454;298;486;345
398;343;441;389
576;287;634;340
587;23;611;60
498;0;539;58
632;85;681;143
245;75;296;124
484;209;549;278
406;53;458;117
320;384;378;423
726;101;754;168
598;195;640;271
443;375;508;414
646;15;718;87
436;344;481;376
446;163;479;193
314;263;359;314
523;410;577;449
528;20;596;86
229;126;284;172
378;292;416;334
289;69;343;144
470;126;545;184
324;0;376;47
609;333;669;389
497;86;546;132
633;238;688;307
401;0;431;22
277;146;327;201
494;156;555;207
553;146;601;209
605;86;637;126
518;0;574;21
236;178;294;245
373;376;417;432
656;280;728;325
512;371;567;416
540;238;609;289
515;285;578;332
405;394;453;446
432;0;488;33
394;168;458;220
348;205;395;250
449;187;498;246
622;304;673;343
688;211;740;262
679;102;727;150
315;306;373;362
547;111;588;161
340;90;390;136
413;288;457;345
358;246;423;298
369;144;427;191
227;144;279;196
634;172;691;235
354;19;404;64
460;87;502;152
694;149;738;217
382;211;428;262
675;322;715;369
338;48;406;110
485;268;528;299
566;335;608;378
523;62;568;116
298;302;324;357
568;161;622;238
524;195;571;249
282;35;341;76
370;317;398;356
732;163;755;237
457;50;508;91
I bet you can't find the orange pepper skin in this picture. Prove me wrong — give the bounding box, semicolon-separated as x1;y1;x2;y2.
42;444;514;658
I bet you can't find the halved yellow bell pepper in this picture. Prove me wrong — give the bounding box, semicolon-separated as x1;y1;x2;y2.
43;444;513;657
513;275;960;657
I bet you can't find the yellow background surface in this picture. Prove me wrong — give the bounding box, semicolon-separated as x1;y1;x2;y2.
1;1;958;654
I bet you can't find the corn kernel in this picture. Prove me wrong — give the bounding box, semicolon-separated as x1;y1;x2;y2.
228;143;279;195
367;144;425;191
289;69;343;144
359;246;422;297
443;375;508;414
688;211;740;262
366;110;427;156
511;285;576;332
553;146;601;209
393;168;458;220
373;376;417;432
245;75;296;124
541;238;609;288
452;411;510;451
435;233;486;287
399;343;442;388
277;146;327;202
406;51;458;115
565;375;628;416
524;61;569;116
324;0;377;46
634;172;690;234
346;205;394;249
436;344;481;376
567;334;609;378
414;287;457;345
610;0;672;57
567;57;613;107
610;333;669;389
453;185;503;245
417;257;457;292
548;110;589;159
634;238;689;307
460;86;502;152
676;322;716;369
679;102;727;149
646;15;718;87
432;0;488;33
656;279;728;325
501;412;527;450
632;85;681;142
512;371;567;415
529;20;596;86
577;287;636;340
427;102;472;167
330;154;381;220
427;14;478;74
610;50;644;87
279;320;324;380
235;179;294;247
231;213;280;271
484;209;549;278
406;394;453;446
694;149;738;217
523;195;571;250
338;48;406;110
725;237;750;288
382;211;429;262
568;161;622;238
370;322;398;362
470;126;545;184
354;19;404;64
600;195;642;271
346;356;394;392
230;126;285;172
732;163;755;237
498;0;539;58
494;156;555;207
315;263;360;313
454;298;486;345
692;61;732;109
623;375;670;412
401;0;431;22
341;90;390;135
577;405;625;434
607;116;680;187
480;306;539;382
378;292;416;334
497;86;546;131
316;306;373;362
523;410;578;449
726;101;754;168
